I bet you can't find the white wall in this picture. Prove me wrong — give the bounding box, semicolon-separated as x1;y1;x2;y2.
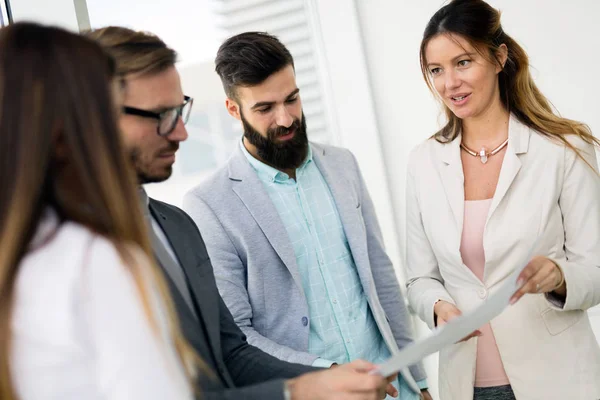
356;0;600;397
86;0;222;66
9;0;80;30
307;0;408;284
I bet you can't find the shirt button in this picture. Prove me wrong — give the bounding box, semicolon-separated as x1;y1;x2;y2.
346;339;351;344
478;288;488;299
302;316;308;326
332;299;337;304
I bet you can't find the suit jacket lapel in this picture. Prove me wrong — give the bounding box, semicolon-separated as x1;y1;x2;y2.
312;146;374;290
437;121;528;237
228;146;305;298
440;137;466;238
438;116;530;284
486;115;530;223
438;136;484;284
148;201;223;361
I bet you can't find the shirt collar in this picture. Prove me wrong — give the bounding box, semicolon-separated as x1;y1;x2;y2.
138;187;150;217
239;139;312;183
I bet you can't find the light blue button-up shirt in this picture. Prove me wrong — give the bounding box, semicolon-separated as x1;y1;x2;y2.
241;142;426;398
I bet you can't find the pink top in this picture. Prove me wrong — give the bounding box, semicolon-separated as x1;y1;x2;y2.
460;199;510;388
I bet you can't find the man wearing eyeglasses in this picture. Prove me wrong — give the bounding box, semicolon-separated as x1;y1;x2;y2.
123;94;192;157
87;26;393;400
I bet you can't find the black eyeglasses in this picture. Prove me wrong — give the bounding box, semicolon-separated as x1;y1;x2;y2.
123;96;193;136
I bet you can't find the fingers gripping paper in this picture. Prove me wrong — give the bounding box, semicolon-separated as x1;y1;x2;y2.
375;240;538;378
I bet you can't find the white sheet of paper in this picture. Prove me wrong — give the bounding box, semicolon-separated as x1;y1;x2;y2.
375;241;538;378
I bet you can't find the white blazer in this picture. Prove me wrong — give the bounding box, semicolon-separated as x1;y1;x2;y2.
405;116;600;400
11;209;192;400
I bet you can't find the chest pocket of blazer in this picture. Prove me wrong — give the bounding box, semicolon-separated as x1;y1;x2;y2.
355;203;367;235
541;307;584;336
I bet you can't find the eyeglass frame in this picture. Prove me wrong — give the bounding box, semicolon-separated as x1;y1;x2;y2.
123;95;193;137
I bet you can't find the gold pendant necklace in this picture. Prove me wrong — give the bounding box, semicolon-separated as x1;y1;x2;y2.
460;138;508;164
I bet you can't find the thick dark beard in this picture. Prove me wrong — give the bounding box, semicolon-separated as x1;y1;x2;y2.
241;111;309;170
130;147;173;184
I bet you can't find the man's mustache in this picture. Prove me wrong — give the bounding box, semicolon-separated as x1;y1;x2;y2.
158;142;179;155
268;119;301;139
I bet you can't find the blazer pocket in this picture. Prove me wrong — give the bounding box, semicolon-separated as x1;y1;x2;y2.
383;311;390;323
541;307;584;336
356;204;366;233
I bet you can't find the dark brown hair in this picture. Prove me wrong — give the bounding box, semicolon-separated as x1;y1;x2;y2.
215;31;294;100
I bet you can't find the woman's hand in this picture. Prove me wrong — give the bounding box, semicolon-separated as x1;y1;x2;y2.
510;256;566;305
434;300;482;342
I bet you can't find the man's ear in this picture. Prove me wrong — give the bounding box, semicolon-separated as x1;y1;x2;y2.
225;98;242;120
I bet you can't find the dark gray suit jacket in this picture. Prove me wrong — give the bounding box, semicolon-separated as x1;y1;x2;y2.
148;198;315;400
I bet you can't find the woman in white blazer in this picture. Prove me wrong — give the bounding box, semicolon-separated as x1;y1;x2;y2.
0;23;201;400
406;1;600;399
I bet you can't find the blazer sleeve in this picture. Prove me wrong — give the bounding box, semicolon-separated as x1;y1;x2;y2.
200;293;316;400
201;381;289;400
347;150;426;383
405;149;456;329
182;192;322;366
218;290;317;381
548;138;600;311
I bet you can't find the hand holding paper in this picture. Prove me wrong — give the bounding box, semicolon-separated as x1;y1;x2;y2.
434;300;482;342
374;239;539;378
509;255;566;304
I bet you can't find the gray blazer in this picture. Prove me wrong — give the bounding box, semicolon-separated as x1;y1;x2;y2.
149;199;315;400
183;142;426;390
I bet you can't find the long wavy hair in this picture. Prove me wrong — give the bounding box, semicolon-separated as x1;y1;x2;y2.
420;0;598;163
0;22;202;399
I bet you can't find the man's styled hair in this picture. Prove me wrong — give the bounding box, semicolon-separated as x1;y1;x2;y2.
215;31;294;100
85;26;177;76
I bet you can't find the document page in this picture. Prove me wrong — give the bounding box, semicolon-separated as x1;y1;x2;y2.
375;242;537;377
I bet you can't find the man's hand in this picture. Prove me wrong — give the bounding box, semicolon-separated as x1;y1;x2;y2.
384;374;398;398
332;363;397;398
286;359;388;400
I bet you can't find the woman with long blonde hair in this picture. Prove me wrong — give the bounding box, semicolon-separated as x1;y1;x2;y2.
0;22;201;399
405;0;600;398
